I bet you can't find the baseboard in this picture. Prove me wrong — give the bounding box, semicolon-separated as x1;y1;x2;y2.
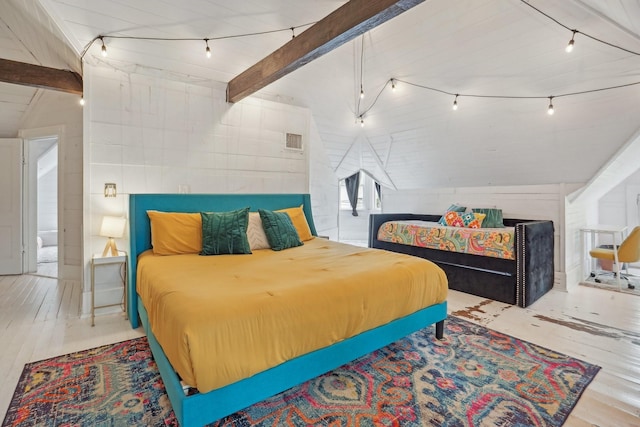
553;271;567;292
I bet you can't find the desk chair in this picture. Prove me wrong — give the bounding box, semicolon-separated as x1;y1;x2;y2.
589;226;640;290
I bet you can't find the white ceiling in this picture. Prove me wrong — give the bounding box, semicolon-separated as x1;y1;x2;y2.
2;0;640;189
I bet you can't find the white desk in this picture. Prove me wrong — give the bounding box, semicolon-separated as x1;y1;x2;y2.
580;225;627;288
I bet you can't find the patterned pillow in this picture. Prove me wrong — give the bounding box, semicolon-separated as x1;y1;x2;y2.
438;211;486;228
246;212;271;250
200;208;252;255
472;208;504;228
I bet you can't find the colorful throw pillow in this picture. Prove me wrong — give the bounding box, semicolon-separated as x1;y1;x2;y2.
472;208;505;228
200;208;251;255
246;212;271;250
438;211;486;228
147;211;202;255
438;203;467;225
259;209;303;251
276;205;314;241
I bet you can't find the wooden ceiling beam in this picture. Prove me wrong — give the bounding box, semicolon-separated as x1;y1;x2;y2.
0;58;82;95
227;0;424;103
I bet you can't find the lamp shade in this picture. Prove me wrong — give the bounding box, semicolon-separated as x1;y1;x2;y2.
99;216;126;238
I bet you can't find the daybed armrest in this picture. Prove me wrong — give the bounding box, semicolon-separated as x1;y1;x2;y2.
516;220;554;307
368;213;441;248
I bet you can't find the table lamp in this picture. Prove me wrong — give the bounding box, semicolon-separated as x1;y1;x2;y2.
100;216;127;257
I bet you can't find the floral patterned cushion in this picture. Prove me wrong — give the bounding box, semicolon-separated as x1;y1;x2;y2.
438;211;486;228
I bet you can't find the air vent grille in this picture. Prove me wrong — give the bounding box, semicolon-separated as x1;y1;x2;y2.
285;133;303;151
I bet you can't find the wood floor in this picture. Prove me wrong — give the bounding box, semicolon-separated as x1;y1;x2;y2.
1;273;639;426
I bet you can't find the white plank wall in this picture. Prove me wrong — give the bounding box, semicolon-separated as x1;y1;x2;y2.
82;64;338;314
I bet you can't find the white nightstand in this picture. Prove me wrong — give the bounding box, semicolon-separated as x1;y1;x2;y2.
91;252;128;326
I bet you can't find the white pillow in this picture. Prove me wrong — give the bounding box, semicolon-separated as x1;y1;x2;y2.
246;212;271;250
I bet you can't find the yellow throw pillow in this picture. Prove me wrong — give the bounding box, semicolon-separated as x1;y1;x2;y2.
276;205;314;241
147;211;202;255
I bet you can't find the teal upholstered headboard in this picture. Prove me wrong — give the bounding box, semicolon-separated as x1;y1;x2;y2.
127;193;316;328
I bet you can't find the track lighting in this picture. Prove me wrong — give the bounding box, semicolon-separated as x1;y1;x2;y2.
547;97;554;115
360;85;364;99
359;116;365;127
205;39;211;58
99;36;107;57
391;79;396;91
566;30;577;53
79;97;85;106
452;95;459;111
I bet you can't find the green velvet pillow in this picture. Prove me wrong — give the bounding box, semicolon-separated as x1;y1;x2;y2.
472;208;505;228
258;209;303;251
200;208;252;255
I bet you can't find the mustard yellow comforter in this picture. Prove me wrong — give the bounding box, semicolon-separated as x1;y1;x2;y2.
136;238;447;393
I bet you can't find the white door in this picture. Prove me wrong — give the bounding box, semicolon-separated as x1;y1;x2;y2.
0;138;23;274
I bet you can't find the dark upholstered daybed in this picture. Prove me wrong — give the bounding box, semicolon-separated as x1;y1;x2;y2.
369;213;554;307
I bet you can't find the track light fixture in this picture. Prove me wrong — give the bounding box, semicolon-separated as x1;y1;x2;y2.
547;97;555;115
359;115;365;127
79;97;85;106
205;39;212;58
360;85;365;99
566;30;577;53
391;79;396;91
99;36;107;57
452;95;459;111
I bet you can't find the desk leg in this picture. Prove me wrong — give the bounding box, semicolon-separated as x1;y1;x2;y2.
613;232;622;290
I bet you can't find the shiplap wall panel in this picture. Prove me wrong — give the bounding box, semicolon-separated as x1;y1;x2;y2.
83;63;343;314
309;118;340;240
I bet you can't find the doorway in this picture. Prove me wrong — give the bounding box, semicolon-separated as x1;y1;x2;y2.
21;126;64;279
32;138;58;277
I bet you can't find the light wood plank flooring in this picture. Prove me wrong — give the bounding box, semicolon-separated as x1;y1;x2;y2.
1;273;639;426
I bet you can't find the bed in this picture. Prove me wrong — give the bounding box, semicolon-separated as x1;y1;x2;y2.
369;213;554;307
128;193;448;426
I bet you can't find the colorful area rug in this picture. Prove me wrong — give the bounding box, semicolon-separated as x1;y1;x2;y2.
2;317;600;427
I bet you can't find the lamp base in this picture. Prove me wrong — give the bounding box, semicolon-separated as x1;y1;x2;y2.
102;238;120;257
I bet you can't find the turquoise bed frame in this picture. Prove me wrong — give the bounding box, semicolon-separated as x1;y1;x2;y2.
128;193;447;427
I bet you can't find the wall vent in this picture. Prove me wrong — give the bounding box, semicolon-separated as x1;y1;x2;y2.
285;133;303;151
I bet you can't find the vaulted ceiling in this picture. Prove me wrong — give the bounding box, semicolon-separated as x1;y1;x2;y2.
2;0;639;189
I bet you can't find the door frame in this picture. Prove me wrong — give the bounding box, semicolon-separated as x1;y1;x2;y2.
0;138;24;274
19;126;65;276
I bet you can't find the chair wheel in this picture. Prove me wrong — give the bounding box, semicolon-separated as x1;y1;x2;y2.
629;284;636;290
595;279;601;283
590;272;595;277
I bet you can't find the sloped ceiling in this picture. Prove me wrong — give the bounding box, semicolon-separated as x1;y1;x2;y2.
0;0;81;137
3;0;640;189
